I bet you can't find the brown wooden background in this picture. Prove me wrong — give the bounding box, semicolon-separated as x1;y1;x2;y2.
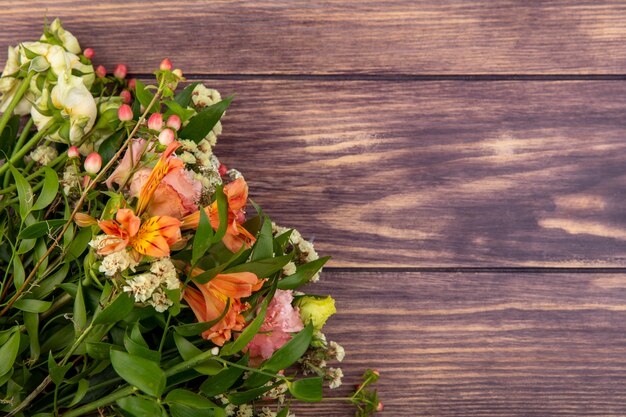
3;1;626;415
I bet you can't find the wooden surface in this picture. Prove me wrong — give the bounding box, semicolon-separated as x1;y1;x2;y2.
4;1;626;415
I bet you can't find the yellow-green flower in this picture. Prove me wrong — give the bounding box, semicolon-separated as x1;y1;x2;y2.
296;296;336;332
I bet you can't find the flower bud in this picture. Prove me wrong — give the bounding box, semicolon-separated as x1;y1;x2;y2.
296;296;336;332
166;114;181;130
67;146;80;158
84;152;102;174
113;64;127;79
160;58;173;71
95;65;106;78
218;163;228;176
83;47;94;60
376;402;384;412
128;78;137;89
118;104;133;121
172;69;183;78
373;370;380;376
158;128;175;146
147;113;163;131
210;347;219;356
74;212;97;227
120;89;132;104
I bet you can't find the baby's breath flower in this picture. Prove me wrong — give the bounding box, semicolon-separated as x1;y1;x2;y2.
329;340;345;362
192;84;222;109
62;163;80;195
327;367;344;389
148;289;173;312
180;151;197;165
282;261;297;276
235;404;253;417
150;257;179;289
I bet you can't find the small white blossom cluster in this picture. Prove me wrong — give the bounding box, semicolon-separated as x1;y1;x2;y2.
61;163;80;195
28;145;58;166
258;407;295;417
123;258;180;312
191;84;224;146
180;139;222;195
99;250;138;277
326;367;344;389
299;333;345;389
272;223;321;282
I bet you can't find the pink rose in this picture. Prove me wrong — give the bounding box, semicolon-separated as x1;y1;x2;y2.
105;139;151;189
245;290;304;367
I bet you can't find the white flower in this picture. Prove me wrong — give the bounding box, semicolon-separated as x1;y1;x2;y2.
62;164;80;195
32;70;97;144
123;273;160;303
327;367;343;389
99;250;137;277
44;18;82;54
148;289;173;313
180;152;196;165
150;258;180;290
329;341;345;362
0;46;34;115
235;404;253;417
282;261;297;276
29;145;58;166
191;84;222;108
258;408;277;417
88;234;109;251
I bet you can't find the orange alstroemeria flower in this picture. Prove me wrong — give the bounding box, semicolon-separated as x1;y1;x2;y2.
183;270;263;345
180;177;256;252
136;141;184;216
98;208;181;260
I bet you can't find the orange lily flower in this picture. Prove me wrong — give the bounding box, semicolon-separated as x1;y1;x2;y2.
181;177;256;252
183;270;263;345
98;208;181;260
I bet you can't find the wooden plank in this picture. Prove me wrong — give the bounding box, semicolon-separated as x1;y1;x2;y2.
291;270;626;416
184;78;626;267
3;1;626;74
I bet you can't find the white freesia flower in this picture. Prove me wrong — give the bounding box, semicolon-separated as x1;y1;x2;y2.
43;18;81;54
31;70;97;144
19;42;94;88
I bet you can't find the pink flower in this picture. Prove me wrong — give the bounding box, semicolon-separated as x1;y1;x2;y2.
105;139;151;189
118;104;133;121
160;58;173;71
129;166;201;219
67;146;80;159
128;78;137;89
147;113;163;131
120;90;132;104
245;290;304;367
95;65;106;78
158;128;175;146
83;48;94;60
166;115;181;131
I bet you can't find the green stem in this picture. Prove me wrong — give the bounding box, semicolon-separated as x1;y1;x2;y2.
0;122;52;177
0;71;34;134
60;386;136;417
12;117;34;155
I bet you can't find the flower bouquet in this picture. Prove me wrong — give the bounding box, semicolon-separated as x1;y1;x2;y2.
0;19;381;417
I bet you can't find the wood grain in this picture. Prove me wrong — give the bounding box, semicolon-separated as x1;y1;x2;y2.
175;78;626;267
291;270;626;416
4;1;626;74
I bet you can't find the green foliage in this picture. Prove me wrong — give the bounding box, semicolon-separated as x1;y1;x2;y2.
110;350;166;397
179;96;233;142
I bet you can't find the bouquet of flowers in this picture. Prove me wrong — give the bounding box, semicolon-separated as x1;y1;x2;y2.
0;19;381;417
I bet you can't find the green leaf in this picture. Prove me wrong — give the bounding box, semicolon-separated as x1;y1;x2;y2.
66;226;92;260
31;262;68;299
134;80;158;113
92;292;134;325
110;350;166;397
200;356;248;397
48;352;72;385
24;311;40;361
224;254;293;278
170;404;225;417
98;130;124;167
68;378;89;406
210;185;228;244
164;100;196;122
31;167;59;211
9;164;33;218
86;342;119;360
0;328;20;376
277;407;290;417
12;256;25;288
227;384;275;406
18;219;66;239
117;395;166;417
174;82;199;107
244;323;313;388
173;298;230;337
179;96;233;143
166;389;219;408
287;377;323;402
74;281;87;335
251;217;273;261
173;333;223;375
0;115;20;157
278;256;331;290
124;330;161;362
13;298;52;313
192;207;213;265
